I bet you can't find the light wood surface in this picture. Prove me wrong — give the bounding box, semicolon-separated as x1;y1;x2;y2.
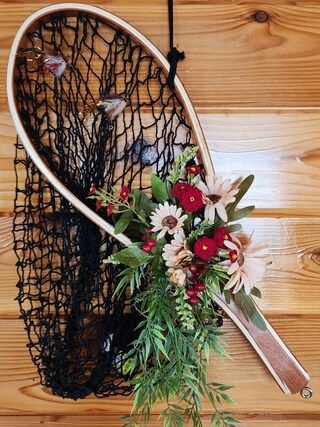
1;1;320;426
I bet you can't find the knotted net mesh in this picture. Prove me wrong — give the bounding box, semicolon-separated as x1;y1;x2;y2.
13;11;222;399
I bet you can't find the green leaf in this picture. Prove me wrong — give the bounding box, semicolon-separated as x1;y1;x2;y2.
153;337;170;360
228;175;254;216
251;286;262;299
150;173;169;202
235;175;254;205
228;223;242;233
114;211;133;234
229;205;255;222
133;189;154;217
113;246;150;267
234;291;267;331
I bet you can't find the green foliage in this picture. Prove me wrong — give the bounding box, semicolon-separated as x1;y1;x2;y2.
113;246;150;268
168;146;199;183
174;287;195;330
120;272;237;427
113;265;145;297
150;173;169;203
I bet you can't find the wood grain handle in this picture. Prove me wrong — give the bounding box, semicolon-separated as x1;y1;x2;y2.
214;292;310;395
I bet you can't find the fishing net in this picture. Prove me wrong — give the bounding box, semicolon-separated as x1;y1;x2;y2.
13;11;223;400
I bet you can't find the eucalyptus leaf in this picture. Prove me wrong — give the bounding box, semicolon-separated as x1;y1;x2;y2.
234;290;267;331
228;175;254;216
227;223;242;233
251;286;262;299
229;205;255;222
113;246;150;267
150;173;169;202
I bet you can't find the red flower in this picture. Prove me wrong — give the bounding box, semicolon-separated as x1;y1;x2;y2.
172;182;192;200
180;187;204;212
95;200;102;210
213;227;231;247
107;203;114;215
194;237;217;261
186;164;201;175
120;186;130;200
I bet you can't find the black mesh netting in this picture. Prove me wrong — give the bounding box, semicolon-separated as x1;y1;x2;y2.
12;11;223;400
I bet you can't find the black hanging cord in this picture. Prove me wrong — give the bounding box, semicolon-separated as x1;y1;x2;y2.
167;0;185;89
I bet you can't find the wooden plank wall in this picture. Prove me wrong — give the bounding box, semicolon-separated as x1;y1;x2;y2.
1;1;320;426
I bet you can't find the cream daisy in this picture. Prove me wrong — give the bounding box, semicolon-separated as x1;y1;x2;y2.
162;229;193;267
196;175;239;223
150;202;187;239
221;234;268;295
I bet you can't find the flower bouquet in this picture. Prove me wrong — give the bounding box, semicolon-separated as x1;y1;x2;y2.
90;147;268;426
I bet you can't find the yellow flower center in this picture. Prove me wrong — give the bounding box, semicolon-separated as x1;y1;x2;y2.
202;245;208;251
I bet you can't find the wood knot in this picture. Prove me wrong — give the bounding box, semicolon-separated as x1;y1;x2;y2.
253;10;269;23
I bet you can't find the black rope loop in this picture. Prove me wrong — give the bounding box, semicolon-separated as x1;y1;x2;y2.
167;0;185;89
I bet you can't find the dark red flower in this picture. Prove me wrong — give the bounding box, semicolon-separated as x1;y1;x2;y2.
213;226;231;247
107;203;114;215
194;237;217;261
120;186;130;200
172;182;192;200
180;187;204;212
95;200;102;210
186;164;201;175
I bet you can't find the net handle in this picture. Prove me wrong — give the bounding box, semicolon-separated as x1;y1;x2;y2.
7;3;310;397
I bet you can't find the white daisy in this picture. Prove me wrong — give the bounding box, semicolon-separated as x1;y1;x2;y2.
150;202;187;239
196;176;239;223
221;234;268;295
162;229;193;267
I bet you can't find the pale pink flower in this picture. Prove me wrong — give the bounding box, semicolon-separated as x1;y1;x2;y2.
196;175;239;223
221;234;268;294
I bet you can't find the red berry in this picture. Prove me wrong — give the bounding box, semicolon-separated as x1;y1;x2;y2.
189;296;199;306
142;243;152;253
95;200;102;210
88;183;96;195
195;263;206;275
141;234;149;242
196;282;206;292
119;186;130;200
186;288;198;298
189;265;197;274
107;203;114;215
146;226;153;234
147;239;156;248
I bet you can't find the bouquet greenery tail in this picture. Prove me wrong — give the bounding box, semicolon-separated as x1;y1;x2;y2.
90;147;269;427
